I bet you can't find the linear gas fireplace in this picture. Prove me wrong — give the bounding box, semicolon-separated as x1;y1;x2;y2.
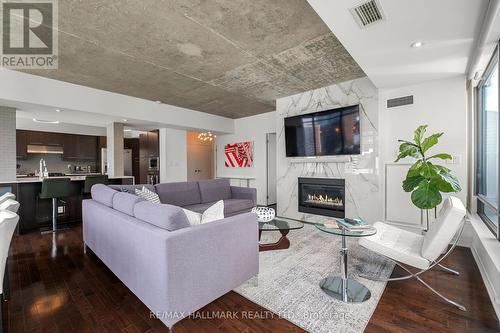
298;177;345;218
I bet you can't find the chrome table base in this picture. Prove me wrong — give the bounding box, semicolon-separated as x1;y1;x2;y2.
320;228;371;303
320;276;371;303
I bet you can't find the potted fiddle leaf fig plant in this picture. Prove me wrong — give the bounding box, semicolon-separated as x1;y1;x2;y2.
395;125;461;227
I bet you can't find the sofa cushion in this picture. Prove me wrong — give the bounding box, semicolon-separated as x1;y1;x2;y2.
109;184;156;193
198;179;231;203
91;184;118;207
113;192;144;216
184;199;254;216
133;201;190;231
223;199;254;216
182;200;224;225
154;181;201;206
182;202;214;214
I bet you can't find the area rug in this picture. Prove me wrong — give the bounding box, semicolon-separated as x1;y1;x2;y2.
234;224;394;333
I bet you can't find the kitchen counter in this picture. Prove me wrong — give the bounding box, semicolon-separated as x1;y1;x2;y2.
1;175;134;185
0;175;135;233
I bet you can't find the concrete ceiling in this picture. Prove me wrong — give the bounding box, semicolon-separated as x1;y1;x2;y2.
20;0;365;119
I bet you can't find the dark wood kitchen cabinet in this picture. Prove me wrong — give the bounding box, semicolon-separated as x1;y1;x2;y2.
16;130;98;161
63;134;97;160
16;130;28;159
26;131;46;145
139;133;149;184
24;130;64;147
62;134;78;160
45;132;64;146
139;130;159;184
17;130;64;159
148;130;159;158
77;135;98;160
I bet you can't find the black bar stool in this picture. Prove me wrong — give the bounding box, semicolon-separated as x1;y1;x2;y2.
83;175;108;198
40;178;72;233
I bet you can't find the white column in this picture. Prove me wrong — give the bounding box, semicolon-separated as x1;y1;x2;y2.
0;107;16;182
106;122;124;177
159;128;187;182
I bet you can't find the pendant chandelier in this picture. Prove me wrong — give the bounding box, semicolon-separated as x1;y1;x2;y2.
198;132;216;142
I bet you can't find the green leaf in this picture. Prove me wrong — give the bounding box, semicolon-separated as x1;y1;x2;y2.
414;125;428;146
395;143;422;162
406;160;424;178
432;164;451;174
427;153;452;160
418;161;439;178
433;172;462;193
402;175;424;192
411;181;442;209
420;133;443;153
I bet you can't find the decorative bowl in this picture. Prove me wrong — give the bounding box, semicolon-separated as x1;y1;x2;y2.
251;206;276;222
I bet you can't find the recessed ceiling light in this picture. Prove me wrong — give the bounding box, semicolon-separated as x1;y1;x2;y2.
55;109;61;112
411;41;423;48
33;118;59;124
122;119;128;122
124;129;132;132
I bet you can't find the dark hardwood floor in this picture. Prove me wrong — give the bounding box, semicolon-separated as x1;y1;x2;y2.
2;226;499;333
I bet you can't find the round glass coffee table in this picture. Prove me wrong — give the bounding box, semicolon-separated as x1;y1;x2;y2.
259;217;304;251
315;223;377;303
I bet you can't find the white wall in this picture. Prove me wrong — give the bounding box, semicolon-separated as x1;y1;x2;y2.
379;76;468;230
0;107;16;182
159;128;187;183
216;111;276;206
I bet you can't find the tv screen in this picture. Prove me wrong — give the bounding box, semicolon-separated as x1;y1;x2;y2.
284;105;360;157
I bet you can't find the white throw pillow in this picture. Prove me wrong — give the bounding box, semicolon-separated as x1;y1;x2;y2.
183;200;224;225
135;186;161;204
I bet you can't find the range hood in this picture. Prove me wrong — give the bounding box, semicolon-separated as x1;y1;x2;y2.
27;144;64;155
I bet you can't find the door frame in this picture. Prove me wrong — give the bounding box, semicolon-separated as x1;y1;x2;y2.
266;132;277;206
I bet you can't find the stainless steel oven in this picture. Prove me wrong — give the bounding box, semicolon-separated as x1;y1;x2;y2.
148;157;158;171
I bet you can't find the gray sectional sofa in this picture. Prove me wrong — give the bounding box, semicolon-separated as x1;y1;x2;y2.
82;179;259;328
110;178;256;216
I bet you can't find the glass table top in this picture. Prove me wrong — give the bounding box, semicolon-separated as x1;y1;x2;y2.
259;217;304;231
315;221;377;237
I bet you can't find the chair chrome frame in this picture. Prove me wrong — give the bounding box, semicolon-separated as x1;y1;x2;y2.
360;220;467;311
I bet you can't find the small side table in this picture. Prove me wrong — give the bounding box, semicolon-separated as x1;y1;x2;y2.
315;223;377;303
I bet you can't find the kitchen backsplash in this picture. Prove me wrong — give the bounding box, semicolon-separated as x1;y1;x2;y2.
17;154;97;175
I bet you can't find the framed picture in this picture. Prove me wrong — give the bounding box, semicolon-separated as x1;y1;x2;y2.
224;141;253;167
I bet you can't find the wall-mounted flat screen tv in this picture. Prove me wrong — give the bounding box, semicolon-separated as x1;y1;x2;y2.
284;105;360;157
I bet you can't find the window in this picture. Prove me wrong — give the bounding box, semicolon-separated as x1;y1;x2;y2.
477;44;500;240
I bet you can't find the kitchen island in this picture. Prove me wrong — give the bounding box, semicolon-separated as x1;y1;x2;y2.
0;175;134;234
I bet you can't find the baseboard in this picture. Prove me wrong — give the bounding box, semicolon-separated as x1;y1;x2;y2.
471;244;500;320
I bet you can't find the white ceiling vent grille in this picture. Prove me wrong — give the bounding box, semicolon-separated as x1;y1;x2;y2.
387;95;414;108
350;0;386;28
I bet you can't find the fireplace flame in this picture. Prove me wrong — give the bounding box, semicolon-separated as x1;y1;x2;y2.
305;194;343;207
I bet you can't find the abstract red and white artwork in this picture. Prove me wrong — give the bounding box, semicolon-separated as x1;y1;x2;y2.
224;141;253;167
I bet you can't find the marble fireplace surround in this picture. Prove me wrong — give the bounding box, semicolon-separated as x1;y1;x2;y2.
276;77;382;224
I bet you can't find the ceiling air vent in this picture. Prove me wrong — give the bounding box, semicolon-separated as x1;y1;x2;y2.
350;0;386;28
387;95;414;109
